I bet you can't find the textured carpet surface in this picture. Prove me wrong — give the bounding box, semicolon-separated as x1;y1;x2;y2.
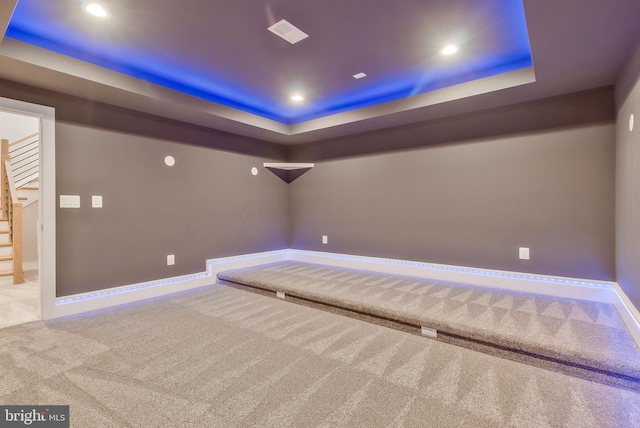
218;261;640;383
1;284;640;427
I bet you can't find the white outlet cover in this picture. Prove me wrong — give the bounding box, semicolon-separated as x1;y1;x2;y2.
322;235;328;244
519;247;530;260
276;291;286;299
92;195;103;208
167;254;175;265
630;114;635;132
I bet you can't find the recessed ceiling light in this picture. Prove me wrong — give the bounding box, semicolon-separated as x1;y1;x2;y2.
440;44;459;55
290;94;305;102
353;72;367;79
82;3;111;19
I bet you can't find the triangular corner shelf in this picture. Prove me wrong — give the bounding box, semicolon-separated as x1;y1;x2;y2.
263;162;314;183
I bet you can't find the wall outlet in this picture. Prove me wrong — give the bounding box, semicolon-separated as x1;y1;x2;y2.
322;235;328;244
60;195;80;208
276;291;286;299
519;247;530;260
167;254;175;266
92;195;103;208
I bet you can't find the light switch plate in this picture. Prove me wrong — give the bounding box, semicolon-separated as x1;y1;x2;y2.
60;195;80;208
519;247;530;260
322;235;328;244
167;254;175;266
92;195;103;208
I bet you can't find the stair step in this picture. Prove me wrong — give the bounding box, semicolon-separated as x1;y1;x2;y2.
18;196;28;201
0;255;12;261
0;250;12;258
18;186;39;190
0;270;14;277
0;242;13;247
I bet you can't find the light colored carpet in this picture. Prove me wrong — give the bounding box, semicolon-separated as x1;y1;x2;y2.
1;284;639;427
217;261;640;387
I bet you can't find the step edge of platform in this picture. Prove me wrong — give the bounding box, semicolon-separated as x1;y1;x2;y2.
218;277;640;391
217;271;640;382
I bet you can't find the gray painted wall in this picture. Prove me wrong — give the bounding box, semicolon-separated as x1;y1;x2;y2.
290;123;616;280
0;79;620;299
0;79;289;297
55;121;289;296
616;74;640;310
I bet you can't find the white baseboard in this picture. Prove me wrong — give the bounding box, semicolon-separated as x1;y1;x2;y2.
52;271;212;318
612;283;640;347
287;250;617;303
207;249;289;279
50;249;289;319
48;248;639;346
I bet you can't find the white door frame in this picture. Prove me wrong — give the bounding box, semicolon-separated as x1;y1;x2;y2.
0;96;55;320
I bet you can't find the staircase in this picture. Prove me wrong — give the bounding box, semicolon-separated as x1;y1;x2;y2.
0;177;38;281
1;135;40;284
16;178;39;207
0;217;14;278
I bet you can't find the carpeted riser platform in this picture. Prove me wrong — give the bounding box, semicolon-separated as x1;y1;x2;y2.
219;279;640;391
217;261;640;391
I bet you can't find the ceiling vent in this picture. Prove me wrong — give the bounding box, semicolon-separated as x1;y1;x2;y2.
268;19;309;44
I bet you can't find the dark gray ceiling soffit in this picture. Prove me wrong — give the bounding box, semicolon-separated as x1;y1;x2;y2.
1;0;640;145
0;39;534;145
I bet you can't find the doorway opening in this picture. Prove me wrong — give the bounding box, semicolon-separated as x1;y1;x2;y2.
0;109;39;328
0;96;55;328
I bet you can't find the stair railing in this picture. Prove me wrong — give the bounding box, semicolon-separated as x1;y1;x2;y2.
1;139;23;284
9;132;39;189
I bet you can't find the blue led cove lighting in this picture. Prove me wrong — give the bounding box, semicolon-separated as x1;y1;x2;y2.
55;250;289;306
286;250;615;290
55;272;208;305
6;0;533;124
